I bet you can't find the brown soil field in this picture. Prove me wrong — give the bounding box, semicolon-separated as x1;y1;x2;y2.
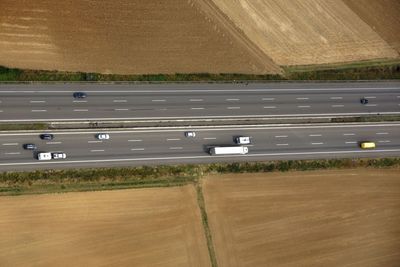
344;0;400;53
203;169;400;267
210;0;399;66
0;185;211;267
0;0;280;74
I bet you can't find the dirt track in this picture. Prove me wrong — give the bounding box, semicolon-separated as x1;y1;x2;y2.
0;186;210;267
203;169;400;267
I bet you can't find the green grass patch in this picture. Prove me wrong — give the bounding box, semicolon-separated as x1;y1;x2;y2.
0;123;48;131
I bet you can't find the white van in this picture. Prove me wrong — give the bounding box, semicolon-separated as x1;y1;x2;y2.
235;136;251;145
37;152;52;161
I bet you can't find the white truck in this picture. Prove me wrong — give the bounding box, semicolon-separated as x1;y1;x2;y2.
209;146;249;155
37;152;66;160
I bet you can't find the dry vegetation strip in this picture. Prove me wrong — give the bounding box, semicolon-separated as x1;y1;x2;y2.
0;185;211;267
211;0;399;66
0;0;280;75
203;169;400;267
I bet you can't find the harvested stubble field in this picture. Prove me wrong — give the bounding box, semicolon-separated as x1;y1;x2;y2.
203;169;400;267
0;185;211;267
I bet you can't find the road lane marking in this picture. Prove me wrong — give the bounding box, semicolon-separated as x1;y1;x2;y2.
365;104;378;107
263;106;276;109
113;100;127;103
275;135;288;138
191;107;205;110
0;110;3;112
376;132;388;135
311;142;324;145
73;100;87;103
114;109;129;111
227;107;240;109
3;143;18;146
343;133;355;136
167;138;181;141
345;141;357;144
331;105;344;108
152;99;166;102
298;105;310;108
330;97;343;100
189;99;203;102
276;143;289;146
378;140;391;143
90;149;105;152
88;141;103;143
296;97;309;100
30;100;46;103
31;109;47;112
226;98;240;101
262;98;275;101
309;134;322;137
46;142;62;145
73;109;88;112
128;139;143;142
365;96;376;99
169;147;183;150
131;148;145;151
5;152;20;155
203;137;217;140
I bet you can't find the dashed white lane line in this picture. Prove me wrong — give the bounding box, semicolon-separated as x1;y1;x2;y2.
311;142;324;145
88;141;103;143
73;100;87;103
114;109;129;111
298;105;311;108
152;99;166;102
330;97;343;100
191;107;205;110
345;141;357;144
2;143;18;146
203;137;217;140
0;110;3;112
227;107;240;110
276;143;289;146
263;106;276;109
365;104;378;107
131;148;145;151
167;138;181;141
296;97;309;100
5;152;20;155
343;133;355;136
30;100;46;103
376;132;389;135
378;140;391;143
31;109;47;112
365;96;376;99
169;147;183;150
46;142;62;145
226;98;240;101
113;100;127;103
189;99;203;102
74;109;88;112
275;135;288;138
91;149;105;152
128;139;143;142
332;105;344;108
309;134;322;137
262;98;275;101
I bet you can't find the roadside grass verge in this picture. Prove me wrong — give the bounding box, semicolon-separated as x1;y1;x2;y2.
0;123;48;131
1;158;399;196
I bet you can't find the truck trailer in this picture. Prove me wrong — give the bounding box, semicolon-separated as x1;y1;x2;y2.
209;146;248;155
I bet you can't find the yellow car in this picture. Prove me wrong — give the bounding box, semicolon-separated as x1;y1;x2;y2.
360;141;376;149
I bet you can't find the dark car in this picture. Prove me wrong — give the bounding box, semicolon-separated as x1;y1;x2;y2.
360;98;368;104
23;143;37;150
40;134;54;140
73;92;87;99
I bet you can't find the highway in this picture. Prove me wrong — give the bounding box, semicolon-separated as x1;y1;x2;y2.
0;123;399;171
0;81;399;122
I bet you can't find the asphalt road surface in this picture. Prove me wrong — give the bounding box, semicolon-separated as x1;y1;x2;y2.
0;82;399;122
0;123;399;171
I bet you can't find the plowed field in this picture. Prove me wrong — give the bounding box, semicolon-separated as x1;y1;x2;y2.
203;169;400;267
0;186;210;267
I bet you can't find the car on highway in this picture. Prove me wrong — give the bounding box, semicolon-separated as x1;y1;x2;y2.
96;133;110;140
52;152;66;159
23;143;37;150
73;92;87;99
360;97;368;104
360;141;376;149
185;131;196;138
40;134;54;140
235;136;251;145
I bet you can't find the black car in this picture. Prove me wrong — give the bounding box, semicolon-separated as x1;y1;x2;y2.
360;98;369;104
40;134;54;140
23;143;37;150
73;92;87;99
